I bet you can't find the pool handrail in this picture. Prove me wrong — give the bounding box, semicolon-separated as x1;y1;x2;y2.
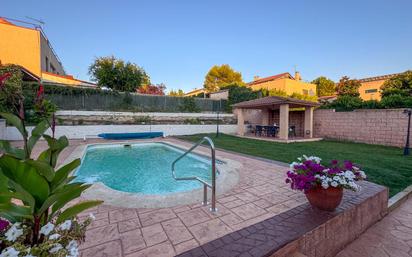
171;136;217;213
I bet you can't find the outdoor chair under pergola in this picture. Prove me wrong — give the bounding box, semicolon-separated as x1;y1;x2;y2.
233;96;320;141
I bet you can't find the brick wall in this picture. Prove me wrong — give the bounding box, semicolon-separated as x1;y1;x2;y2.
314;109;410;147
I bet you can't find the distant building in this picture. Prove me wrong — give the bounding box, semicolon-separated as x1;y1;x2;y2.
209;89;229;100
358;73;400;101
0;17;95;87
247;71;317;96
184;88;207;97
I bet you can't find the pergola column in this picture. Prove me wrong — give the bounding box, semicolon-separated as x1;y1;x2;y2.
236;108;245;136
304;106;314;138
279;104;289;140
261;108;270;125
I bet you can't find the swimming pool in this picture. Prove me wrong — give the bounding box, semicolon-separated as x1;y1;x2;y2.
75;142;213;194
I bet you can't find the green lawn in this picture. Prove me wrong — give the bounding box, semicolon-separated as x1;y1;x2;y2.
176;133;412;197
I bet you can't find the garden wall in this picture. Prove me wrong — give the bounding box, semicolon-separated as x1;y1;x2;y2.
55;110;236;125
1;123;238;140
314;109;410;147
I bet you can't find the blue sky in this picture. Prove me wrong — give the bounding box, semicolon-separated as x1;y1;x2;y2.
3;0;412;92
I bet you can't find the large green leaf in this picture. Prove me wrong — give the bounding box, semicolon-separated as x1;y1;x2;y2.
42;135;69;168
51;159;80;191
0;203;32;220
0;112;26;139
0;155;50;207
56;200;103;224
0;140;25;159
40;183;91;216
27;119;50;155
26;160;55;182
0;171;11;203
7;179;35;212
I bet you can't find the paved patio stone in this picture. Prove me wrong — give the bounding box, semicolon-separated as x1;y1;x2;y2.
174;239;200;255
231;203;267;220
139;208;177;227
109;209;138;223
120;229;146;254
125;242;176;257
142;223;168;246
118;217;142;233
80;224;119;249
336;197;412;257
161;218;193;245
81;240;123;257
177;207;211;227
188;218;232;244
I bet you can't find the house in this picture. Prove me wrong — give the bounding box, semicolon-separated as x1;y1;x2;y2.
0;17;95;88
247;71;317;96
358;73;400;101
184;88;207;97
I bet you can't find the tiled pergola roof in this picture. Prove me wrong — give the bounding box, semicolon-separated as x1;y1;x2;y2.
232;96;320;109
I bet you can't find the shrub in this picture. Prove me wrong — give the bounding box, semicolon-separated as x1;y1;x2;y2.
179;97;201;112
323;95;363;111
361;100;382;109
380;94;412;108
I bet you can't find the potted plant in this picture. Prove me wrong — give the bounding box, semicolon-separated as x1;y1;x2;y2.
285;155;366;211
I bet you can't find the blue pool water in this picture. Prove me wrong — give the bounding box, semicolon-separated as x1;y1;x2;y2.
75;143;212;194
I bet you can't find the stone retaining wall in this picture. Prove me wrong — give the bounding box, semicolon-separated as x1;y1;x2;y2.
55;110;236;125
314;109;410;147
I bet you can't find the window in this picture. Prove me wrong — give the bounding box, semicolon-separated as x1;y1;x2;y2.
50;64;56;73
302;89;309;95
365;89;378;94
45;57;49;72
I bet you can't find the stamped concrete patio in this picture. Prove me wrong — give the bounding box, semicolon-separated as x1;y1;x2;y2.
22;137;387;257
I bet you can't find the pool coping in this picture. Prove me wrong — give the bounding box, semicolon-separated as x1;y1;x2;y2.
63;139;242;208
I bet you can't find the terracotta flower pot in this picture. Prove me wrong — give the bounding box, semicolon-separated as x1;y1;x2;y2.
305;187;343;211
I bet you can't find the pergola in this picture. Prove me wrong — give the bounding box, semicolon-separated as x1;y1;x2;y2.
232;96;320;140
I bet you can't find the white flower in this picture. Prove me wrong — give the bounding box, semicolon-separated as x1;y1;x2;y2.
321;181;329;189
358;170;367;179
49;243;63;254
66;240;79;257
89;213;96;221
58;220;72;231
4;224;23;242
331;181;338;187
49;233;61;240
0;247;20;257
40;222;54;236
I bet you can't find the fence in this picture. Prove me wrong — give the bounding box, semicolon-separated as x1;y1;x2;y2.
45;92;227;113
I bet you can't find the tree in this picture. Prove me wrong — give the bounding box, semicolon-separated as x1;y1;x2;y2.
336;76;361;97
312;76;336;96
168;89;185;96
137;83;166;95
204;64;244;92
381;70;412;97
223;84;260;111
88;56;150;92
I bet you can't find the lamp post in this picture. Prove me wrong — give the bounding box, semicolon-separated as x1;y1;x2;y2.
216;99;221;137
404;109;411;156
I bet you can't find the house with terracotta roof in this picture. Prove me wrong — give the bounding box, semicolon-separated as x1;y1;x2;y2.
0;17;95;88
358;73;400;100
247;71;317;96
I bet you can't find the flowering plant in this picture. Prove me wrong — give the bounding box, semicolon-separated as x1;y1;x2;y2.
0;215;95;257
286;155;366;192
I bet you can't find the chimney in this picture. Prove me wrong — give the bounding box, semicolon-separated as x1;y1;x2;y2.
253;76;260;81
295;71;301;81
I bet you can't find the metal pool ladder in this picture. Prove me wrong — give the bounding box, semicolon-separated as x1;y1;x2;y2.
171;137;217;213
